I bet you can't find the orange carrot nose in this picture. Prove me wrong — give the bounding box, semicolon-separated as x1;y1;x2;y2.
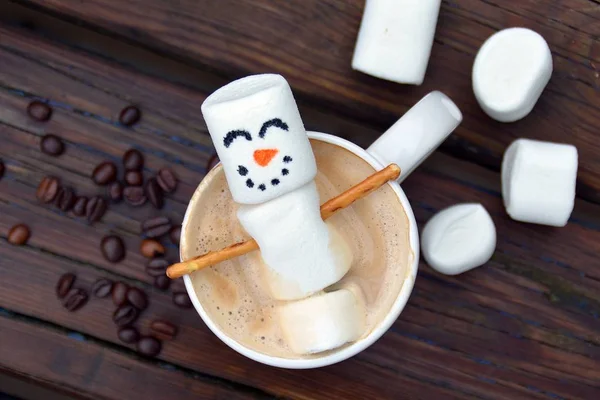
253;149;279;167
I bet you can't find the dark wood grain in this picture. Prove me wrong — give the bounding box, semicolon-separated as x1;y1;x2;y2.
14;0;600;203
0;8;599;400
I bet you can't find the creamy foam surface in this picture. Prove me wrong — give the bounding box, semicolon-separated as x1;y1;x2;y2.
182;140;413;359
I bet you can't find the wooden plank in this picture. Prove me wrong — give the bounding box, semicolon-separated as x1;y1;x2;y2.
0;314;268;400
0;19;599;400
12;0;600;203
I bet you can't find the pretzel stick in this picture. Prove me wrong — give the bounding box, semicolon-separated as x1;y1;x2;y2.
166;164;401;279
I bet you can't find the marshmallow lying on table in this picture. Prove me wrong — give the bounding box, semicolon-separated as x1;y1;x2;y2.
421;204;496;275
352;0;442;85
502;139;578;227
279;285;366;354
473;28;552;122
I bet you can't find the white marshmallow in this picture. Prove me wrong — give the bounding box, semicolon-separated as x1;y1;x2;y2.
279;285;366;354
237;181;353;300
502;139;578;227
421;204;496;276
367;91;462;181
201;74;317;204
352;0;442;85
473;28;553;122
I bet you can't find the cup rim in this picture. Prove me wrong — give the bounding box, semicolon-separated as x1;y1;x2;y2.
182;131;420;369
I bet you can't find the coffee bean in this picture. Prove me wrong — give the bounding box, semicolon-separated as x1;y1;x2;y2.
36;176;60;203
0;159;4;180
63;288;88;312
27;101;52;122
119;105;141;127
56;273;75;299
108;181;123;202
8;224;30;246
137;336;161;357
125;170;143;186
122;149;144;171
55;186;75;212
40;134;64;156
123;186;147;206
146;258;169;277
206;153;220;172
156;168;178;193
113;304;139;327
140;239;165;258
112;281;129;306
170;226;181;246
172;292;193;309
100;235;125;263
73;196;88;216
153;275;171;291
92;278;113;298
145;178;164;209
127;287;148;310
141;216;171;238
150;320;178;340
118;327;140;344
92;161;117;185
86;196;107;223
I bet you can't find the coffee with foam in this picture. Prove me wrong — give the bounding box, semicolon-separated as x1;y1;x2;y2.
182;140;413;359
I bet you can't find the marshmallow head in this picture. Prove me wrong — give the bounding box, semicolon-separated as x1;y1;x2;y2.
201;74;317;204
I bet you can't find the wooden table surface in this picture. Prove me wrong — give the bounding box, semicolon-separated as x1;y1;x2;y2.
0;1;599;399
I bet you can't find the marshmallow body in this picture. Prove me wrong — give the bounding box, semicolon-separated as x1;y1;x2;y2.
352;0;441;85
237;181;353;300
279;286;366;354
201;74;317;204
473;28;552;122
368;91;462;181
421;204;496;275
502;139;577;227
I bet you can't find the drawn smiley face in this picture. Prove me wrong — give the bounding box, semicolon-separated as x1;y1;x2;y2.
224;118;295;192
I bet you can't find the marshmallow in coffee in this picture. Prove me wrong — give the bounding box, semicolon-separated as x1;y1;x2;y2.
201;74;354;304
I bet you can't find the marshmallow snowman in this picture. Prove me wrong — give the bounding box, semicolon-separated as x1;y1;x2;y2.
202;75;362;353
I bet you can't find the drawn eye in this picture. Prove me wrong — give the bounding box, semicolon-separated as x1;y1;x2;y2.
258;118;289;138
223;130;252;148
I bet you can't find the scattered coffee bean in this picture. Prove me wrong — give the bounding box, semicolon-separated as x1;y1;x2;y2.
63;288;88;312
172;292;193;309
146;258;169;277
112;281;129;306
72;196;88;216
92;161;117;185
55;186;76;212
8;224;30;246
86;196;107;223
40;134;64;156
0;159;4;180
127;287;148;310
122;149;144;171
36;176;60;203
56;273;75;299
100;235;126;263
145;178;164;209
141;216;171;238
27;101;52;122
92;278;113;298
125;170;143;186
156;168;178;193
137;336;161;357
153;275;171;291
123;186;147;207
150;320;178;340
108;181;123;202
113;304;139;327
118;327;140;344
206;153;220;172
119;105;141;127
140;239;165;258
170;226;181;246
